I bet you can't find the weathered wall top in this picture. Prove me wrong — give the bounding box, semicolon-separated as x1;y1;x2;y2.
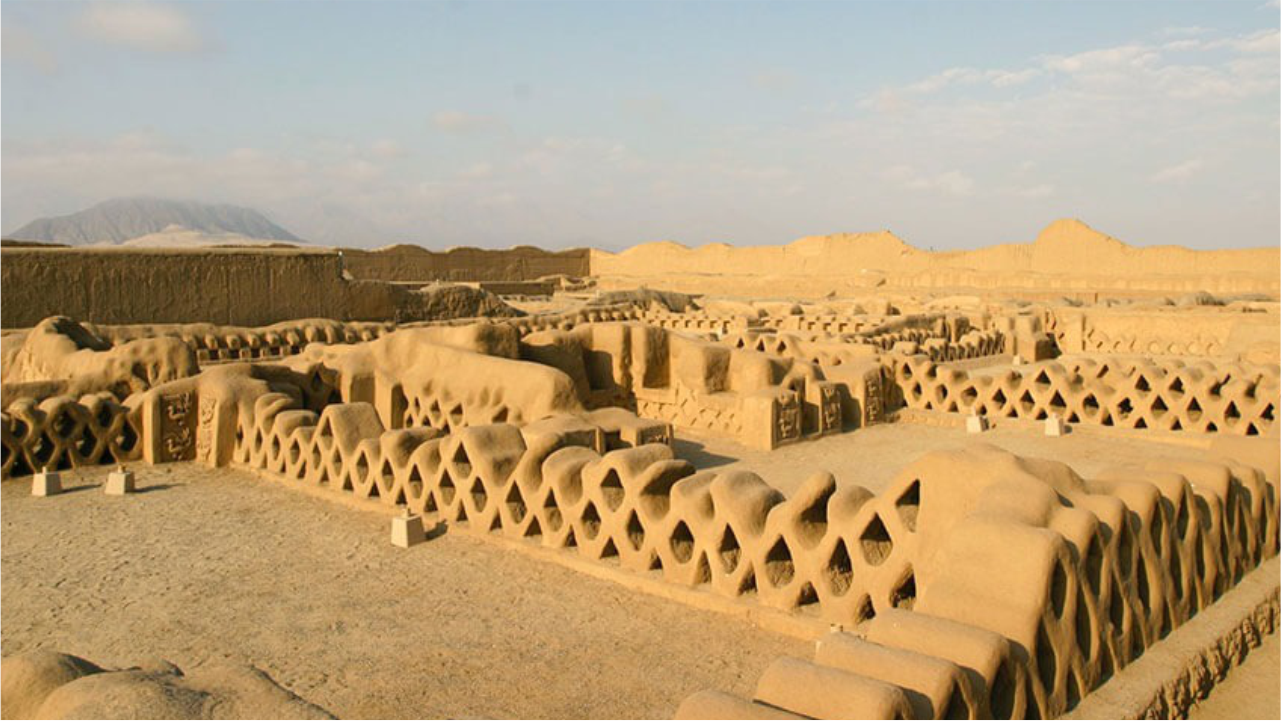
340;244;590;282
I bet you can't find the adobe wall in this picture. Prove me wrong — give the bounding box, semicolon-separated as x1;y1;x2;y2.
0;247;525;329
340;245;590;282
590;220;1281;298
1;247;350;328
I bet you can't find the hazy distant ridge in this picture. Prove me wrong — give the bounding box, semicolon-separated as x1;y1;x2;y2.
7;197;302;245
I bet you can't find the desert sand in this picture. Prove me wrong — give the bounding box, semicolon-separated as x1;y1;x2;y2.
2;218;1278;719
1;464;811;718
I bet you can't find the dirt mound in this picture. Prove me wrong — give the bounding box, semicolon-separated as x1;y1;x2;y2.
0;650;332;719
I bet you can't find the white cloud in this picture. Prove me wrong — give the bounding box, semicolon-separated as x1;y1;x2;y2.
886;166;976;197
988;68;1040;87
76;2;209;53
2;21;60;74
370;140;406;160
1150;159;1203;183
1043;44;1161;75
1226;28;1280;54
431;110;501;134
1012;184;1055;199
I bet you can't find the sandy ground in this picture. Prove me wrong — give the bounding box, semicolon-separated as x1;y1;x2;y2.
1;465;810;719
673;421;1220;496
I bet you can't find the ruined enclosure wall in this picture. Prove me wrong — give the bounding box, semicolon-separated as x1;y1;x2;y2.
233;395;930;624
0;248;350;328
86;319;397;365
1;394;143;478
890;355;1280;437
1048;307;1280;361
0;248;529;329
230;387;1276;719
341;245;591;282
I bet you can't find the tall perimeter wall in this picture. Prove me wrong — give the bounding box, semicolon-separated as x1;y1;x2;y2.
0;247;513;328
0;244;588;329
1;247;350;328
340;244;590;282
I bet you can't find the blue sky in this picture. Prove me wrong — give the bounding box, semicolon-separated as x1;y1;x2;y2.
3;1;1278;250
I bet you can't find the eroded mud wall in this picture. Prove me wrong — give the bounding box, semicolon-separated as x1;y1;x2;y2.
1;247;350;328
341;245;590;282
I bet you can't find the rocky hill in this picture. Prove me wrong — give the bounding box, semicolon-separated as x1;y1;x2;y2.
6;198;302;246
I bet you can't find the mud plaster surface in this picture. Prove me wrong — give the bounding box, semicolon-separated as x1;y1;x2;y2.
673;422;1222;497
0;464;810;719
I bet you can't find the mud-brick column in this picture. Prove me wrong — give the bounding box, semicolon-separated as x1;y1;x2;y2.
804;380;843;436
1056;309;1087;353
194;393;239;467
374;372;407;431
142;388;198;464
742;388;802;451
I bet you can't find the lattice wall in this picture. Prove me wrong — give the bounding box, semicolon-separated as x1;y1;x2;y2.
678;446;1279;719
890;355;1278;436
1;394;143;478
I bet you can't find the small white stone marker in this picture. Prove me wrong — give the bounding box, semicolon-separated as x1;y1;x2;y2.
1012;355;1024;366
32;467;61;497
1045;413;1066;437
966;413;989;434
391;509;426;548
105;465;136;496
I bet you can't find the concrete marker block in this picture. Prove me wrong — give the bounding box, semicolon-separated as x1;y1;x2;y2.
105;466;136;496
1045;413;1066;437
391;511;426;548
32;468;61;497
966;414;989;434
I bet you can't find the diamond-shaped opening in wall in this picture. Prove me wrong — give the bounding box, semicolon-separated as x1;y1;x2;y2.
468;478;488;512
600;468;625;511
826;539;853;596
796;581;819;611
895;480;920;533
93;404;115;430
355;452;370;484
1050;559;1067;618
599;537;619;561
855;594;876;623
407;463;424;498
1035;620;1057;698
542;491;563;532
860;513;893;566
718;526;741;573
670;520;694;564
581;501;602;540
764;538;795;588
451;443;472;476
691;552;711;584
1074;590;1094;662
439;469;457;505
890;567;916;610
506;483;527;524
625;510;645;551
1224;400;1242;421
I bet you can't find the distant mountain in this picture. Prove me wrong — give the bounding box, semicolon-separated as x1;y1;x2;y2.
6;197;303;245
